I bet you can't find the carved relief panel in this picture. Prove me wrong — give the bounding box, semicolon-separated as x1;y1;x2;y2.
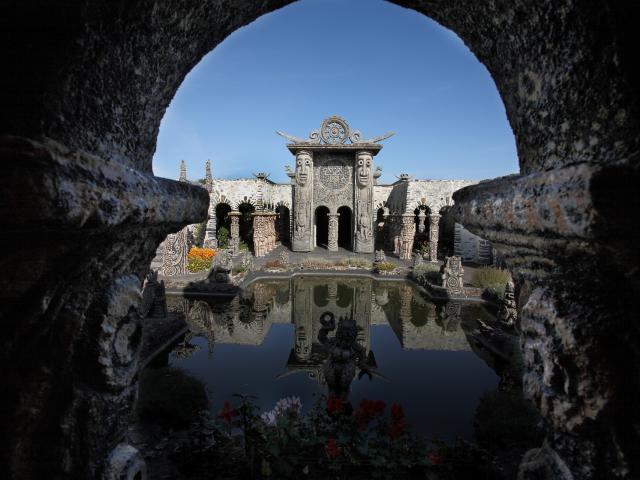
292;151;314;252
313;152;353;210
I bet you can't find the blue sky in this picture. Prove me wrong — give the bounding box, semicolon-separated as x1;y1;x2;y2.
152;0;518;183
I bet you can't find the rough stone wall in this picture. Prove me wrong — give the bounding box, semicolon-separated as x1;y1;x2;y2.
405;179;478;213
2;1;638;479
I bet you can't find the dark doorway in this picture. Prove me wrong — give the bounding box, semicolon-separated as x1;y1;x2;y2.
276;205;290;245
215;203;232;248
315;206;329;248
238;202;255;251
337;206;352;250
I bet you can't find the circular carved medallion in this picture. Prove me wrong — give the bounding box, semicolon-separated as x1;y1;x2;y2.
319;158;349;191
321;117;349;144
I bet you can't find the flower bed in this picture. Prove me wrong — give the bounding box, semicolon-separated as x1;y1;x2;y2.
187;247;216;273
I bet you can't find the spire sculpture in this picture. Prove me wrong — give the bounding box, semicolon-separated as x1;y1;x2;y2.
205;159;212;186
179;160;187;182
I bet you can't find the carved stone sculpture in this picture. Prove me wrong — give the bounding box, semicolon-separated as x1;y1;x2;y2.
413;252;423;268
161;226;189;276
229;212;241;256
252;214;268;257
208;250;233;283
498;280;518;328
428;213;441;262
374;249;386;263
398;214;416;260
441;255;465;296
292;150;314;251
354;151;374;253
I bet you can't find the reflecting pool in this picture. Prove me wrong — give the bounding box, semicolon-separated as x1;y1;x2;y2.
163;276;500;441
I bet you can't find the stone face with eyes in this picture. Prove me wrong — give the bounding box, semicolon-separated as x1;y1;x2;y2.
295;151;312;187
356;152;373;188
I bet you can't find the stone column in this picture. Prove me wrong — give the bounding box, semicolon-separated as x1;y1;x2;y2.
292;151;314;252
398;214;416;260
229;211;241;256
354;150;374;253
327;213;339;251
428;213;441;262
268;213;278;251
203;199;218;248
252;213;267;257
417;210;426;233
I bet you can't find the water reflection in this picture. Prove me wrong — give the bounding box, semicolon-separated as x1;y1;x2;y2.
165;276;499;439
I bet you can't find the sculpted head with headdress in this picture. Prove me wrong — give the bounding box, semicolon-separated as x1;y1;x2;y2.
295;150;313;187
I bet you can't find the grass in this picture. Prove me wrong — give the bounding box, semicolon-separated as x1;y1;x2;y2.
301;257;333;269
264;260;286;270
335;257;373;269
412;263;441;285
471;266;511;297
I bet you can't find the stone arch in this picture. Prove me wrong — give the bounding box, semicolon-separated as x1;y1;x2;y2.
2;2;639;479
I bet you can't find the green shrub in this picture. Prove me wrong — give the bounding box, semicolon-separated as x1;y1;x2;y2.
217;226;230;248
376;261;397;273
412;263;441;285
194;221;206;247
232;264;246;275
239;240;249;252
471;266;511;297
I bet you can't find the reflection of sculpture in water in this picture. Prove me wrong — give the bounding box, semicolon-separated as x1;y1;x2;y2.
318;311;375;400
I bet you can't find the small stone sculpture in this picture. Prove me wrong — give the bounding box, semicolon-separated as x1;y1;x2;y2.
441;255;464;296
318;312;374;400
208;250;233;283
374;249;386;263
279;250;290;268
413;252;423;268
140;270;167;318
498;280;518;328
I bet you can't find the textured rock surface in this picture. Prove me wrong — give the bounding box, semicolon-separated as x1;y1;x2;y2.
1;0;638;479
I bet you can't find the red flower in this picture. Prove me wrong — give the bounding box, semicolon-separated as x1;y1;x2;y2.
388;403;406;438
326;397;343;414
216;400;236;423
428;451;445;465
353;399;386;429
325;438;340;459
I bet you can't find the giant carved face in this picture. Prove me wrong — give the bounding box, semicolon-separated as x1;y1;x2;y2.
295;151;312;186
356;152;373;187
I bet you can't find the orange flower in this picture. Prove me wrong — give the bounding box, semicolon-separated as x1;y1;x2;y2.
188;247;216;261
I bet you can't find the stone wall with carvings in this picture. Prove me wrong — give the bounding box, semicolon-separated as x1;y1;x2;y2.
312;151;354;211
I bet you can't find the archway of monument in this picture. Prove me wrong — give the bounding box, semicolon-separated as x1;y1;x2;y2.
314;205;329;248
337;205;353;250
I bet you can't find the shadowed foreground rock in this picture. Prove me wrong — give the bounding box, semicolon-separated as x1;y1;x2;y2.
1;1;638;478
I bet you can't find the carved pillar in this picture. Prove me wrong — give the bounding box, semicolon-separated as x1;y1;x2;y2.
203;198;218;248
268;213;277;251
229;211;241;256
179;159;187;182
429;213;441;262
354;151;374;253
252;213;267;257
327;213;339;251
417;210;426;233
398;214;416;260
292;151;314;252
